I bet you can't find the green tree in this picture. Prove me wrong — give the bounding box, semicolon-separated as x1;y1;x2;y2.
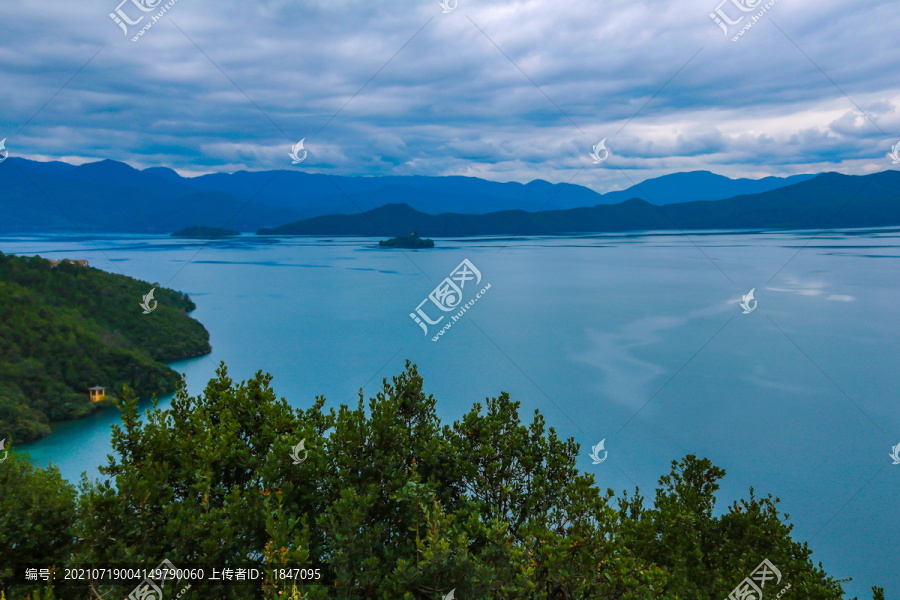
0;251;211;443
76;368;319;599
2;362;880;600
618;455;850;599
0;450;76;599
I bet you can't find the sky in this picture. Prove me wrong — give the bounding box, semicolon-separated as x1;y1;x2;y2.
0;0;898;193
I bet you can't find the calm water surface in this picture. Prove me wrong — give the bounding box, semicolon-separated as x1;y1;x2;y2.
5;230;899;598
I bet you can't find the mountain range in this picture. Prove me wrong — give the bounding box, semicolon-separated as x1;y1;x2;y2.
0;157;819;233
258;171;900;236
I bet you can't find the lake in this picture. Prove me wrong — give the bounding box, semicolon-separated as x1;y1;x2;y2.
6;229;899;598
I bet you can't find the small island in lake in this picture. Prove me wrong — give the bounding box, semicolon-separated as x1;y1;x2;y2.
172;226;240;239
379;232;434;249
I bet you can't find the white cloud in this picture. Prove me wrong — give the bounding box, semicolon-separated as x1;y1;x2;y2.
0;0;897;190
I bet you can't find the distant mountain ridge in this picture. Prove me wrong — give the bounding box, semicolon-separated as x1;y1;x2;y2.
597;171;817;205
258;171;900;236
0;157;818;232
166;167;819;213
0;158;302;233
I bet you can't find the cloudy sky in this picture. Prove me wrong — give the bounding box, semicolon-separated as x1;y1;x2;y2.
0;0;897;192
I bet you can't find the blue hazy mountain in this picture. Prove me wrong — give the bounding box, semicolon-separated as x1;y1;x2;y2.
258;171;900;236
592;170;817;206
0;157;819;232
185;171;603;214
0;158;305;233
186;169;815;212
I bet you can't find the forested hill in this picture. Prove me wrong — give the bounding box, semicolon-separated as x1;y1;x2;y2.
0;253;211;444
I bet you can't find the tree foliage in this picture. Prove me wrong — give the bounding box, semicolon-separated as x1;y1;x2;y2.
0;252;211;443
0;452;76;598
2;362;882;599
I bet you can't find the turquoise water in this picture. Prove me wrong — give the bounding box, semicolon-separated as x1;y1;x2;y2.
6;230;899;598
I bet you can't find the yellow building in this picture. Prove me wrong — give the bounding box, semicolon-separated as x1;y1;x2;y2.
89;386;106;402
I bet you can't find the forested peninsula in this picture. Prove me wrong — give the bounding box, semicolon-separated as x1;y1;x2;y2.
0;252;211;443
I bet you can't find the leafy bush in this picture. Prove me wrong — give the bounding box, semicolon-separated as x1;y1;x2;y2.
1;363;882;599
